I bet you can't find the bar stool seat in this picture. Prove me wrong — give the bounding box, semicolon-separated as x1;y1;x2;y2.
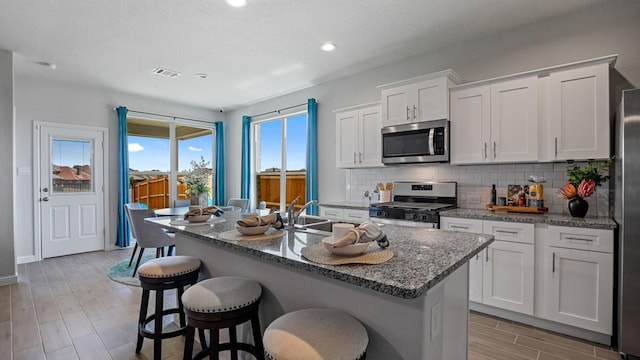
182;276;265;360
137;255;201;360
263;308;368;360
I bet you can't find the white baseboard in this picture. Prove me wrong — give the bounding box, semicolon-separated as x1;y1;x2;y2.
17;255;39;264
0;274;18;286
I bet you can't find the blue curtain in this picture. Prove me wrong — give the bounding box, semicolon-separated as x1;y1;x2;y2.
116;106;130;247
214;121;225;206
241;116;251;199
306;98;319;215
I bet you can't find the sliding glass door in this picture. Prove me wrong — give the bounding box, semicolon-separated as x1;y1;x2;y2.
253;112;307;211
127;117;213;209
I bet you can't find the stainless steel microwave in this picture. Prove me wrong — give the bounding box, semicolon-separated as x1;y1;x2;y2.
381;119;449;164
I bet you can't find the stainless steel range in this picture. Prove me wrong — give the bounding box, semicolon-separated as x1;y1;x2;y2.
369;181;457;228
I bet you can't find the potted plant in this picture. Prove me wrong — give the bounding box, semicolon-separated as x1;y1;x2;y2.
557;160;611;217
184;157;211;206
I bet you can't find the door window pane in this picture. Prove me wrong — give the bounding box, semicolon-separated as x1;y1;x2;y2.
257;120;283;210
51;139;93;193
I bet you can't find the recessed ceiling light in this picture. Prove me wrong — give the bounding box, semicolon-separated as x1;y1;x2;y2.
321;43;337;52
195;73;209;79
36;61;56;69
226;0;247;7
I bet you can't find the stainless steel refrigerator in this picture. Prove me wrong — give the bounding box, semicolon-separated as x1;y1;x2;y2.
614;88;640;359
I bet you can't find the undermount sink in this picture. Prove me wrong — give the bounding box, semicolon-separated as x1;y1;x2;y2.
289;215;360;235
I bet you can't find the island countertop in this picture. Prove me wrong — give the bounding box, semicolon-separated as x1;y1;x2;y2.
148;216;493;299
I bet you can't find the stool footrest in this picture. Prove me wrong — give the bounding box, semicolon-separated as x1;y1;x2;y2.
194;342;259;360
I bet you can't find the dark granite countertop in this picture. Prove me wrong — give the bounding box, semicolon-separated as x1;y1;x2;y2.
147;214;493;299
440;208;617;230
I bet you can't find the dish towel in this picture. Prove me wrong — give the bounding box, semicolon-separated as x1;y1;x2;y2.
236;213;284;229
332;221;389;249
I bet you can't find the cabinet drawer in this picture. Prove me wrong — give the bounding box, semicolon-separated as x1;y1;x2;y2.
548;226;613;253
440;217;483;233
483;221;534;244
344;209;369;221
319;207;344;219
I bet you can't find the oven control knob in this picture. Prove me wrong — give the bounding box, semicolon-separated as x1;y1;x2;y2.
383;212;390;217
421;215;428;221
412;214;418;220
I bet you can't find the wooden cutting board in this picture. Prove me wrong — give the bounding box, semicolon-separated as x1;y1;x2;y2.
486;205;548;214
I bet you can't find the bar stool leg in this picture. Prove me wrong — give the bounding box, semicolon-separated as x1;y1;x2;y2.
209;329;220;360
177;285;186;327
136;289;150;353
198;329;207;350
250;313;265;360
229;326;238;360
154;289;164;360
183;326;195;360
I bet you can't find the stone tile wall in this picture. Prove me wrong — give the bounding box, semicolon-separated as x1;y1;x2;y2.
345;161;611;217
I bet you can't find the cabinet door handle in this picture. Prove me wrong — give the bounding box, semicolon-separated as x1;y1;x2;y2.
565;236;594;242
495;229;518;235
353;152;357;164
484;142;487;159
359;152;363;163
451;225;470;230
413;105;417;120
552;252;556;273
476;254;479;260
554;137;558;157
485;249;489;262
406;106;411;121
493;142;497;159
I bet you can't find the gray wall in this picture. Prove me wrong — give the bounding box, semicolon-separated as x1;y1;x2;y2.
0;50;16;283
223;0;640;207
13;77;218;262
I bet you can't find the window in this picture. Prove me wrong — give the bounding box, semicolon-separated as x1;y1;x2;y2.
51;139;93;193
253;112;307;211
127;117;213;209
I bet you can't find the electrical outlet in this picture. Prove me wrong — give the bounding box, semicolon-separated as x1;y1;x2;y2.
430;302;442;340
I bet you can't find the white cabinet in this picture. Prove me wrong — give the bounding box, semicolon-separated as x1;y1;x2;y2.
546;63;610;161
450;76;538;164
335;103;382;168
542;226;613;334
482;221;535;315
440;217;484;303
379;70;460;127
319;207;369;223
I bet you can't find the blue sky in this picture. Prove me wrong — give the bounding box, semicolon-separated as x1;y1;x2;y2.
52;139;92;167
123;114;307;173
128;134;213;172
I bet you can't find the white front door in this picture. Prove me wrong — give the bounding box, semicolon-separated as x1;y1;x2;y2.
38;124;106;258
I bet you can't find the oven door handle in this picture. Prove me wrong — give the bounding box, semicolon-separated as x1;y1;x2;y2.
428;128;435;155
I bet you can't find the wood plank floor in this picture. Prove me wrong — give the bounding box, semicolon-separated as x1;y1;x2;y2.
0;249;621;359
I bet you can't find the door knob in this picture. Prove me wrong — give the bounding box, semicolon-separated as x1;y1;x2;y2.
41;197;49;202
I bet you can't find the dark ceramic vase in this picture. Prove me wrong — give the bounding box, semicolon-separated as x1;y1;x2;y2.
568;197;589;217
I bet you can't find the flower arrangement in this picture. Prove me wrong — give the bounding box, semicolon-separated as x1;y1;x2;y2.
183;156;211;197
557;160;611;200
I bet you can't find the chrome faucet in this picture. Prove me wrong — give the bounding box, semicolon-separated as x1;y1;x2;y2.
286;197;318;227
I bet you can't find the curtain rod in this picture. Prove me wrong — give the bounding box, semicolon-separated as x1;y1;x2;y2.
113;107;215;125
251;101;309;119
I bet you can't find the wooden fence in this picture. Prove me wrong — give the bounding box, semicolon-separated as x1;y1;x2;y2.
131;177;188;209
257;171;306;210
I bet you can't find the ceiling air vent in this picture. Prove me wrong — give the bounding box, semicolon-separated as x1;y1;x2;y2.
152;67;181;78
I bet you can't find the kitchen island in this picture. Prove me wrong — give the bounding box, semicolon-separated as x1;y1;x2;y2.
148;214;493;359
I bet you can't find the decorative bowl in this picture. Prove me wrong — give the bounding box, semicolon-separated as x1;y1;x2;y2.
186;214;211;223
235;224;270;236
322;237;369;255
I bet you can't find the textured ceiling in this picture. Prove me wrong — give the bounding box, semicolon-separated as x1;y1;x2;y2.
0;0;606;110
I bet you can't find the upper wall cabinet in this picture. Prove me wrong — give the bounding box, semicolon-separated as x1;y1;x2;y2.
378;70;461;127
450;76;539;164
544;63;610;161
450;55;616;164
335;102;383;168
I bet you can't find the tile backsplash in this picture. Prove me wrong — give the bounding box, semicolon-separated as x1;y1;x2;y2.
345;162;611;217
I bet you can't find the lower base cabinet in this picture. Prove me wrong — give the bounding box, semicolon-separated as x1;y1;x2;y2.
541;226;614;335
